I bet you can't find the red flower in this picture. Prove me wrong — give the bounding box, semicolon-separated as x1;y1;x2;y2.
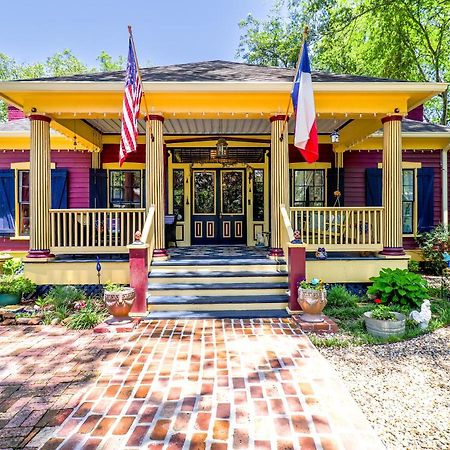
374;298;382;304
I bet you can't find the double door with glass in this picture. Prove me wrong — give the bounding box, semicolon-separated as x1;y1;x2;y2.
191;169;246;245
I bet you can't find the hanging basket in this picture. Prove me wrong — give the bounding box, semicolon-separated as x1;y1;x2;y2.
297;287;327;323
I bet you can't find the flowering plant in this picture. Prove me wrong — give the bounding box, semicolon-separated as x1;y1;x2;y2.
373;298;382;304
298;278;324;291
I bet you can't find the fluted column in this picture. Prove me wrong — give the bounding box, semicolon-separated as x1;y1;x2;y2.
269;115;289;258
146;115;168;259
380;115;405;256
27;115;52;258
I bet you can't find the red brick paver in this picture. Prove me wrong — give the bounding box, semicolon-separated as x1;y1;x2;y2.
0;319;384;449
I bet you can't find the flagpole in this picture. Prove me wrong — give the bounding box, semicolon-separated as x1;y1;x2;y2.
279;26;309;141
128;25;153;139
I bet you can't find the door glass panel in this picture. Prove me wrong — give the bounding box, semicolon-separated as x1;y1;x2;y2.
222;171;243;214
253;169;264;221
194;171;215;214
172;169;184;220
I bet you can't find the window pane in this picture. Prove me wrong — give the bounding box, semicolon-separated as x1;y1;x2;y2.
253;169;264;221
222;171;243;214
172;169;184;220
194;172;215;214
290;169;325;207
403;202;413;233
109;170;141;208
18;171;30;236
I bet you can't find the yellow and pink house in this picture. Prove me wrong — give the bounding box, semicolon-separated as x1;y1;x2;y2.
0;61;449;316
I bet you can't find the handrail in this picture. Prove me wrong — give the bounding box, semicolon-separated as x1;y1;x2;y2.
280;204;295;242
137;205;156;269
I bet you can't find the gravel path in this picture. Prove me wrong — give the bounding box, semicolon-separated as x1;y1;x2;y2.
319;327;450;450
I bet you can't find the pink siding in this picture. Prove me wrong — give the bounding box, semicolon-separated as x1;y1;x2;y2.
344;149;442;249
7;106;25;121
0;150;91;252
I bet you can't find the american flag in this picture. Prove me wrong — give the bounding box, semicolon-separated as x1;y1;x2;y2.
119;37;143;166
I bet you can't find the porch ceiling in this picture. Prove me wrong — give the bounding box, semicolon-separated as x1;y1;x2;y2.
85;118;349;135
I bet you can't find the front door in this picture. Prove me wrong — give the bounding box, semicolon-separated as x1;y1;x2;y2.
191;169;246;245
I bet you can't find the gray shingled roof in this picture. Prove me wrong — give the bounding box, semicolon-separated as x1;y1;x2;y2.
0;119;60;135
401;119;450;133
19;60;404;83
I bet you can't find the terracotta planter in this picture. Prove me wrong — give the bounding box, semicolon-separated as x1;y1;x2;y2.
297;287;327;322
104;287;135;321
364;311;406;338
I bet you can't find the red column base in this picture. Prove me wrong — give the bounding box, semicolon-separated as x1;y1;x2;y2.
26;249;54;259
129;247;148;315
268;248;284;258
288;246;306;312
153;248;169;258
379;247;405;256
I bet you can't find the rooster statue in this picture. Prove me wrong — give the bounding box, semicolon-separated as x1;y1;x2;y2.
410;300;432;329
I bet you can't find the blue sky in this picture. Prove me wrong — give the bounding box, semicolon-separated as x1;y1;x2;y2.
0;0;273;67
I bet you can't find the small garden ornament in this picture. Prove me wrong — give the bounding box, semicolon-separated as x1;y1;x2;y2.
410;299;432;330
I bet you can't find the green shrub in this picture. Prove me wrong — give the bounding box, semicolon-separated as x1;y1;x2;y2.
370;305;396;321
46;285;86;308
104;281;124;292
326;285;359;307
417;224;450;275
67;298;107;329
2;257;24;275
408;259;420;274
368;268;428;309
0;275;36;297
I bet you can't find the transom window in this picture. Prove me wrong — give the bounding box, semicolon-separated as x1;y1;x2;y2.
109;170;142;208
290;169;325;207
18;170;30;236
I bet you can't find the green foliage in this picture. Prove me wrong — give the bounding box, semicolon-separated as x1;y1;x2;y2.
0;49;125;121
104;281;125;292
67;298;108;330
2;257;24;275
0;275;35;297
237;0;450;125
417;224;450;275
368;268;428;308
407;259;420;274
326;285;359;307
46;285;86;308
370;305;396;321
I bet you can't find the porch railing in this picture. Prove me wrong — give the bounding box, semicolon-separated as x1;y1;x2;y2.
140;205;156;269
50;208;146;254
290;207;384;251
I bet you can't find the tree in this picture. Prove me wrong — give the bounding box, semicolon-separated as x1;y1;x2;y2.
0;50;126;121
238;0;450;125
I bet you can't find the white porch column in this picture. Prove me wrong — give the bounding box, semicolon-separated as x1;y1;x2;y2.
269;115;289;258
146;115;168;259
380;115;405;256
27;115;52;258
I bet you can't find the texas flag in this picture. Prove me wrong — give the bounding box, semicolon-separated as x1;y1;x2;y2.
291;41;318;163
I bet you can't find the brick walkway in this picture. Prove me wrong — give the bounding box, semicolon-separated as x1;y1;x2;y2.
0;320;384;450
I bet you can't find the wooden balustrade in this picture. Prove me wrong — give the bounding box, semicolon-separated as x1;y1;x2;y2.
50;208;145;254
290;207;384;251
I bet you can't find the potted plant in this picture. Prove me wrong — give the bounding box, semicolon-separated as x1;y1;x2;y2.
103;282;135;322
297;278;327;322
0;275;36;306
364;303;406;338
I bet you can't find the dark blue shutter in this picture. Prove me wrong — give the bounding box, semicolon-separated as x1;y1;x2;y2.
89;169;107;208
51;169;68;209
0;170;15;236
366;168;382;206
417;167;434;232
327;168;344;206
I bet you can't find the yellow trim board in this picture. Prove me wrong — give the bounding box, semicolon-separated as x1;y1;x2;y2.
289;162;332;169
23;261;129;284
377;162;422;169
148;302;288;312
11;162;56;170
103;162;145;170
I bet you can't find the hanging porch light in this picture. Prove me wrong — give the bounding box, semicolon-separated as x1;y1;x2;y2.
331;130;340;143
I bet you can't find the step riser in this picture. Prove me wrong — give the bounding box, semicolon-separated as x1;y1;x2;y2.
149;276;287;284
150;265;287;273
148;302;288;312
148;288;287;297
